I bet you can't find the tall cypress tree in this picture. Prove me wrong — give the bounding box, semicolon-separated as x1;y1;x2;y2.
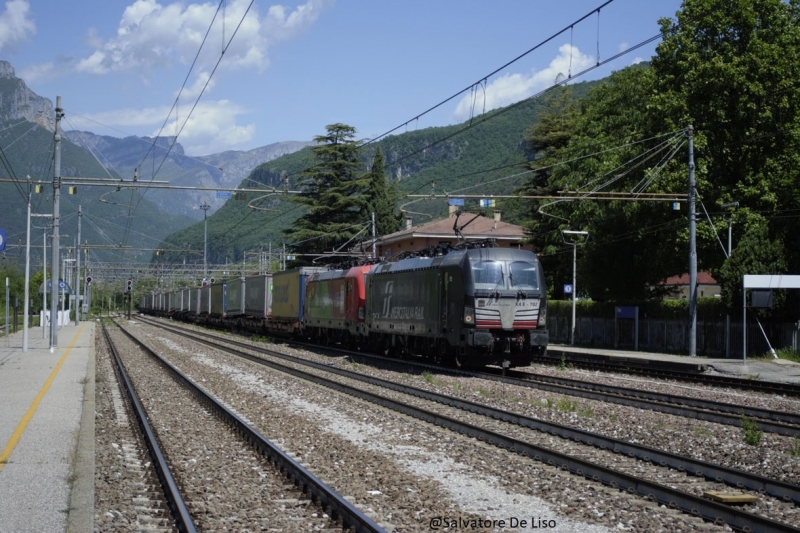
364;147;402;237
284;123;367;263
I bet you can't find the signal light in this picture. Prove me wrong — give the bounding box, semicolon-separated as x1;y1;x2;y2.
126;279;133;292
86;276;92;285
210;278;215;284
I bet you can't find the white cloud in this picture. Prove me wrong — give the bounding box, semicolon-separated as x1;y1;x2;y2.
631;57;644;65
453;44;594;121
177;70;216;100
78;99;255;155
76;0;331;75
18;62;53;83
0;0;35;51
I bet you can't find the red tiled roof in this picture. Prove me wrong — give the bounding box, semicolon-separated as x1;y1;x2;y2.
380;215;525;244
661;271;717;286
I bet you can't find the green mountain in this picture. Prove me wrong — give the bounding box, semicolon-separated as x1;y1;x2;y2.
156;79;598;268
0;119;197;276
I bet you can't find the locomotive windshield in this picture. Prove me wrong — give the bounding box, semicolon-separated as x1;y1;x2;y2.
471;261;504;289
470;259;540;291
508;261;540;290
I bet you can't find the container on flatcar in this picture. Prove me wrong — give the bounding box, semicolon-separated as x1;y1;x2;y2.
169;290;181;313
139;295;146;309
180;288;192;313
209;282;227;316
271;267;326;332
199;285;211;315
226;278;245;316
244;274;272;318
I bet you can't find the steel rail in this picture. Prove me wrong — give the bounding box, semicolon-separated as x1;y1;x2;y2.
101;322;197;533
500;369;800;426
137;315;800;435
112;320;385;533
474;368;800;438
138;318;800;530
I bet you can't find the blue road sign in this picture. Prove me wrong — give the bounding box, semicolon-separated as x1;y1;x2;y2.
448;198;464;206
563;284;573;295
216;191;232;199
0;229;5;251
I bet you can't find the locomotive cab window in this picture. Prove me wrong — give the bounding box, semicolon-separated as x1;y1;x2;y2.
472;261;504;289
508;261;539;290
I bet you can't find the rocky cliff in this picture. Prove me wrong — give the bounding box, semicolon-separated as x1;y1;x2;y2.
0;61;54;131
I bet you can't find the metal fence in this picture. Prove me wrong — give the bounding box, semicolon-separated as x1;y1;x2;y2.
548;316;800;358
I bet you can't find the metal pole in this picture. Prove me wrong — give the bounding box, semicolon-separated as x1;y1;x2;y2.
743;286;747;364
5;277;8;347
687;125;697;357
23;181;31;351
571;243;577;346
42;227;46;338
60;257;65;329
50;96;63;350
200;200;210;277
75;206;81;326
371;212;376;259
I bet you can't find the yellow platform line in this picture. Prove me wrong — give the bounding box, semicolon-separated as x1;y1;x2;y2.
0;324;86;473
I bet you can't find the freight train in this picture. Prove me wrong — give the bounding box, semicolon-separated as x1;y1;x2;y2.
139;246;548;369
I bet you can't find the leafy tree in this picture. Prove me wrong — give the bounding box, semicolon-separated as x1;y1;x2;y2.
521;0;800;306
364;147;402;238
284;124;368;264
521;64;687;300
652;0;800;309
716;217;787;310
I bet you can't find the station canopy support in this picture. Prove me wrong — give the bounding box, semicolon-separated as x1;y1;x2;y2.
742;275;800;363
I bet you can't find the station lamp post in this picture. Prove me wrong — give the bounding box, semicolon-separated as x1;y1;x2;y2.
721;201;739;358
561;229;589;346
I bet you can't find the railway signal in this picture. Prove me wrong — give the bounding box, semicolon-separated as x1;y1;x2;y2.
85;276;92;285
126;279;133;292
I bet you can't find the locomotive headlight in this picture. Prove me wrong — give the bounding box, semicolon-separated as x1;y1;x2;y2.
463;306;475;325
538;304;546;326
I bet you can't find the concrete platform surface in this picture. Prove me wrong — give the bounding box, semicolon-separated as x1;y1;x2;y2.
550;344;800;384
0;321;94;533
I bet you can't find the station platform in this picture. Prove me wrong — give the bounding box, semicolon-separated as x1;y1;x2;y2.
547;344;800;385
0;321;95;533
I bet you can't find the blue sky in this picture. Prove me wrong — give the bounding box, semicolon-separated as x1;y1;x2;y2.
1;0;682;156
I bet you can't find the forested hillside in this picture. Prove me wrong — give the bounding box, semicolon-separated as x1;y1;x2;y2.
0;120;196;268
155;79;597;264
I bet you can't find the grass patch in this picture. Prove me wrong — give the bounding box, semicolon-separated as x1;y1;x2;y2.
692;427;713;437
556;398;577;413
609;414;618;423
776;347;800;363
541;397;555;408
476;386;493;398
422;371;444;386
578;406;595;418
741;415;763;446
790;437;800;457
451;382;462;392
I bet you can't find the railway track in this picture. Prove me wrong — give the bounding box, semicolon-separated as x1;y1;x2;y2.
104;320;383;532
540;350;800;397
136;315;800;437
135;316;800;532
